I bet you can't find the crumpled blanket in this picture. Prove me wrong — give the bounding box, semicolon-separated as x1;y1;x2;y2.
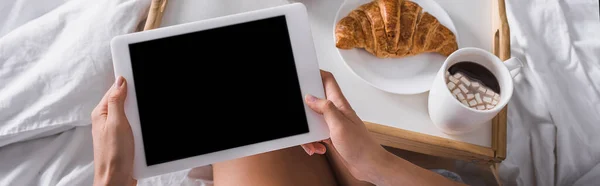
499;0;600;185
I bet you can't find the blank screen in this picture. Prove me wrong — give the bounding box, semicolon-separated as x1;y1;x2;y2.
128;15;309;166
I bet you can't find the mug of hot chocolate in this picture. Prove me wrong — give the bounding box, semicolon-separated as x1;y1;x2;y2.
428;47;522;134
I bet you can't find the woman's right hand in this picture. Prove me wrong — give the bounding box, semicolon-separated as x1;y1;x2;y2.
301;71;390;182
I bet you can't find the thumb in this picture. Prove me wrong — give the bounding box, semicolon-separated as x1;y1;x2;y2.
305;94;331;114
305;94;347;130
108;76;128;118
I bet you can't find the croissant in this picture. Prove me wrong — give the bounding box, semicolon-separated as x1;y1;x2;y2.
335;0;458;58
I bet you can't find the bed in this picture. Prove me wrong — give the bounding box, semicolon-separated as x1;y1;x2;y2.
0;0;598;185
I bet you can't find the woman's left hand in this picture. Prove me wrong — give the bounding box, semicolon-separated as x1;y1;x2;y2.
91;76;136;186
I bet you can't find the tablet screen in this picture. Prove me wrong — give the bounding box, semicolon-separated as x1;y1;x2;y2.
128;15;310;166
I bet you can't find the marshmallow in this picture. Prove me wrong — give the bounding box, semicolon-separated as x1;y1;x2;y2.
453;72;463;79
475;93;483;104
478;87;486;93
447;82;456;90
466;93;474;99
459;84;468;93
452;88;461;95
486;89;495;96
449;76;459;84
456;93;465;100
483;96;492;103
446;70;503;111
460;77;471;86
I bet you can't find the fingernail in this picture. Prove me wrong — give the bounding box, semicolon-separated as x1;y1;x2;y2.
301;145;311;155
115;76;124;88
316;146;326;154
306;94;317;103
308;148;314;156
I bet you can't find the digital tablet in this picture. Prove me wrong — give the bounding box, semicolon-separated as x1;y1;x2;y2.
110;3;329;179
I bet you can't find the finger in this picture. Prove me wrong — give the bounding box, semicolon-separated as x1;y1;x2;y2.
301;143;315;155
319;71;363;123
91;82;115;122
313;143;327;154
305;94;349;130
108;76;128;118
320;71;353;113
305;94;329;114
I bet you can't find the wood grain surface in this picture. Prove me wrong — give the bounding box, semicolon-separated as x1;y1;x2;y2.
491;0;509;161
366;122;497;163
143;0;168;30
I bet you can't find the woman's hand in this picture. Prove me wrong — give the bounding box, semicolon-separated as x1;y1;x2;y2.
301;71;388;182
91;76;136;186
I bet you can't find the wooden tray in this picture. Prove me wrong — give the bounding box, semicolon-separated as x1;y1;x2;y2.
142;0;509;164
366;0;509;164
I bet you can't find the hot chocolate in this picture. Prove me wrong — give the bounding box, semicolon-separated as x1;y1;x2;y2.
445;62;500;110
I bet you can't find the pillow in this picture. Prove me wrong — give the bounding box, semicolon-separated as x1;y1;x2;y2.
0;0;150;147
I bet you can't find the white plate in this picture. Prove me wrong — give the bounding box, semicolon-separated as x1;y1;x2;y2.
333;0;459;94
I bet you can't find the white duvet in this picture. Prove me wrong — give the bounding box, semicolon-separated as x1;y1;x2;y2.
0;0;150;185
0;0;150;146
499;0;600;185
1;0;599;185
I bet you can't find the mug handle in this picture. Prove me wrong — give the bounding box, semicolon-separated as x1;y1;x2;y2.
504;57;523;78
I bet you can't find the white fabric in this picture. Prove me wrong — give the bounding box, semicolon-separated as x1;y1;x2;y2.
0;0;66;38
499;0;600;185
0;0;149;146
0;126;94;185
0;0;150;185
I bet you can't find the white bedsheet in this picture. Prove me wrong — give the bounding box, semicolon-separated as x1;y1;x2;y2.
500;0;600;185
0;0;150;146
0;126;94;185
0;0;151;185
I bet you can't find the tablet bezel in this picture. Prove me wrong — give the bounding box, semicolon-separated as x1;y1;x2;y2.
110;3;329;179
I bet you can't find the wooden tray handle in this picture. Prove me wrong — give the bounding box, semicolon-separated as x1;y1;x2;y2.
144;0;168;31
491;0;509;161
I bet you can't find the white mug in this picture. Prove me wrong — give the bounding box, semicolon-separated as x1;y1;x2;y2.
428;47;522;134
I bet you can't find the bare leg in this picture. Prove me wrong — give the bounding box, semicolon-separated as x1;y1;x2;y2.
213;146;337;186
384;146;456;172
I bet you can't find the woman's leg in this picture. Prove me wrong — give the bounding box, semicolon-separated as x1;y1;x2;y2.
213;146;337;186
